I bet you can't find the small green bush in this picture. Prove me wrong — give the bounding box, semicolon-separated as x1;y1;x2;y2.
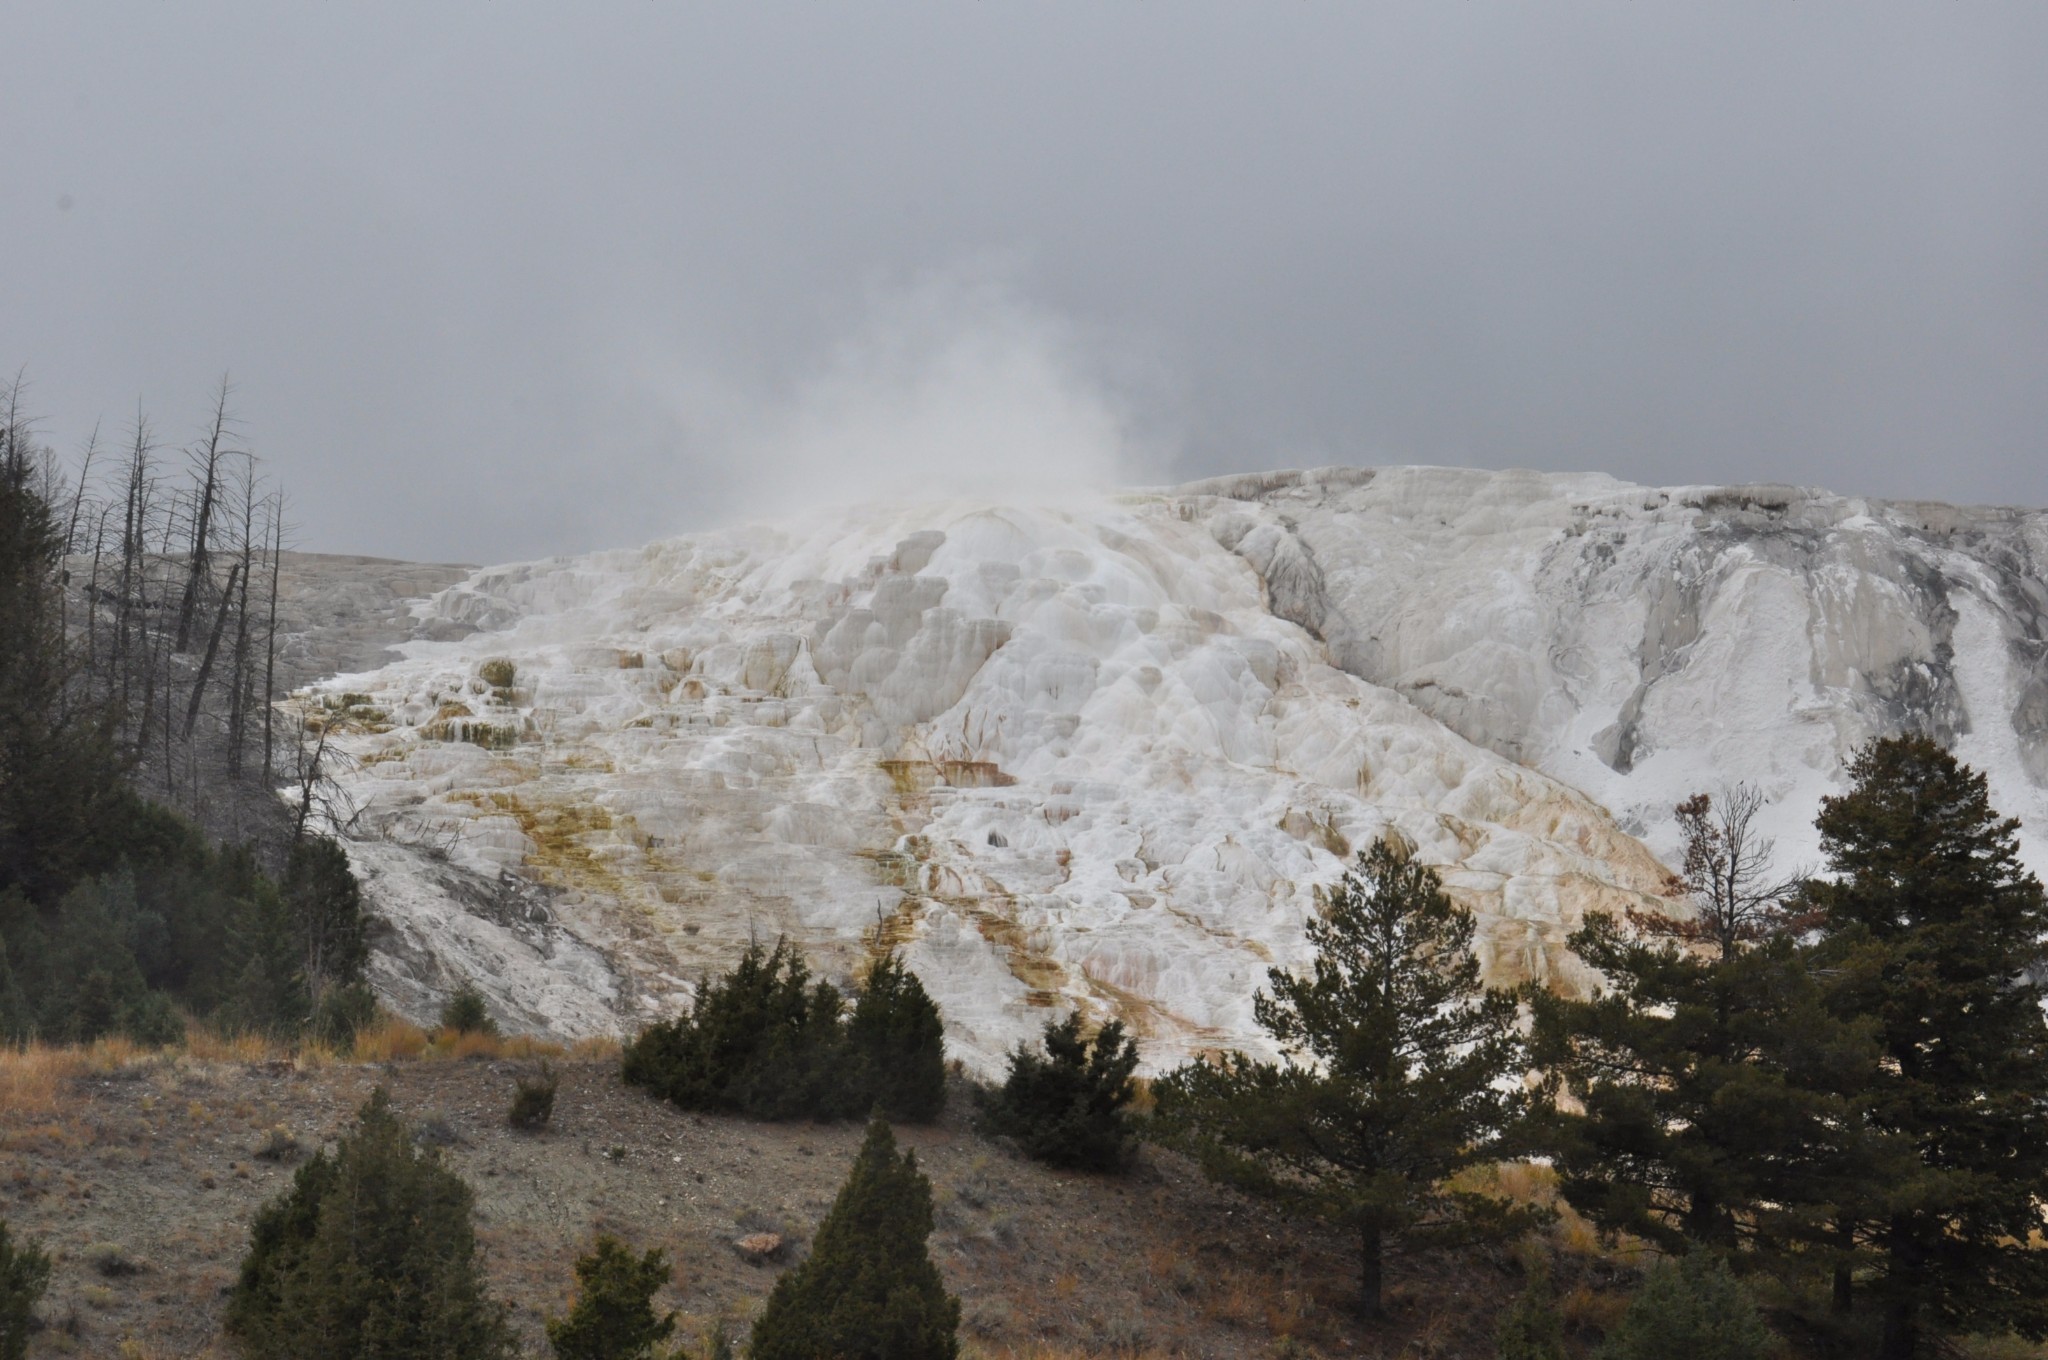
0;1219;52;1360
510;1061;559;1131
479;658;517;689
1496;1261;1567;1360
546;1234;674;1360
225;1088;515;1360
440;981;497;1037
1595;1254;1773;1360
975;1012;1141;1171
623;943;947;1123
748;1117;959;1360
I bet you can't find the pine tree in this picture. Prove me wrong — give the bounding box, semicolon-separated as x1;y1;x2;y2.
1806;736;2048;1358
1533;787;1879;1264
226;1088;515;1360
848;952;947;1123
439;981;498;1038
284;835;368;996
975;1012;1141;1171
748;1116;960;1360
546;1235;676;1360
1152;838;1543;1317
0;410;125;903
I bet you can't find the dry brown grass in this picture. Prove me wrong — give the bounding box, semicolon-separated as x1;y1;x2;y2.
184;1025;291;1064
0;1035;161;1115
351;1014;433;1061
0;1043;85;1115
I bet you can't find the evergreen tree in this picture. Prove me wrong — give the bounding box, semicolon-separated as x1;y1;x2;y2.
1806;736;2048;1358
226;1088;515;1360
748;1116;959;1360
625;943;957;1122
0;1218;51;1360
1593;1254;1773;1360
847;952;947;1123
1533;787;1880;1266
439;981;498;1038
0;415;125;904
285;835;368;995
546;1235;675;1360
1152;838;1543;1317
975;1012;1141;1171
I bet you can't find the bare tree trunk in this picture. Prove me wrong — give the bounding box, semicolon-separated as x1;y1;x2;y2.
185;560;242;738
226;462;257;775
173;376;234;653
261;495;284;791
1358;1220;1384;1319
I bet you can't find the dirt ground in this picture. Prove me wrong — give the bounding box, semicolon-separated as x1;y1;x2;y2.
1;1052;1613;1358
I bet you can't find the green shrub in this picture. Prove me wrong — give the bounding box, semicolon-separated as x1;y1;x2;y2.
225;1088;515;1360
976;1012;1140;1171
1595;1254;1773;1360
748;1116;959;1360
847;953;947;1123
1496;1261;1567;1360
509;1061;559;1131
546;1234;675;1360
0;1219;52;1360
478;658;517;689
439;981;497;1037
624;942;947;1123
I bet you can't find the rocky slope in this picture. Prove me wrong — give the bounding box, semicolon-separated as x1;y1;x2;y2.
300;467;2048;1071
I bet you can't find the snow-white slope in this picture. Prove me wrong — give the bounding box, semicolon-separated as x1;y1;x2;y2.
311;467;2048;1070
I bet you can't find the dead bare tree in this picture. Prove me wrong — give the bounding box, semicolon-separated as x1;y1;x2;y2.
261;493;285;790
173;375;236;653
1672;785;1801;959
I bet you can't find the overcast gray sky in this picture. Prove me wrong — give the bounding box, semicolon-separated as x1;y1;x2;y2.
5;3;2045;562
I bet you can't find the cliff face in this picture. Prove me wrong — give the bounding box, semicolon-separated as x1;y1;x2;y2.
1191;467;2048;877
304;468;2048;1070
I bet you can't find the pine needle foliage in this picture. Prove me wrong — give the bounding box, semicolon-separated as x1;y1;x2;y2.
1152;838;1544;1317
0;1218;51;1360
975;1012;1141;1171
748;1116;960;1360
623;942;947;1122
847;952;947;1123
1593;1254;1773;1360
545;1234;676;1360
439;981;497;1038
226;1087;515;1360
1806;736;2048;1358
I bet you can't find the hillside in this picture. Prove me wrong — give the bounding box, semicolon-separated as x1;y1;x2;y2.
1;1042;1602;1359
285;467;2048;1068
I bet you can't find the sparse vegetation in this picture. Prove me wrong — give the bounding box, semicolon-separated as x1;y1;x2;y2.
510;1060;560;1130
975;1011;1141;1171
